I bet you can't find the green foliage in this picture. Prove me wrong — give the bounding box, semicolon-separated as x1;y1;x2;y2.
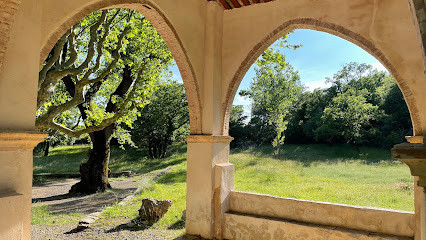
229;105;248;147
240;36;303;155
315;91;382;145
33;144;187;175
130;81;189;158
37;9;173;141
231;61;412;149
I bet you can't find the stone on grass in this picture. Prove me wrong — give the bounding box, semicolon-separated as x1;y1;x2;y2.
77;211;102;230
138;198;172;222
181;210;186;221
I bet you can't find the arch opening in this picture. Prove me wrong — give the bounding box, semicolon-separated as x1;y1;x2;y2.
227;27;414;212
223;18;421;137
40;0;201;134
33;6;191;233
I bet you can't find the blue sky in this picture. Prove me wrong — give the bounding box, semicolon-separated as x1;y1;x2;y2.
169;29;388;115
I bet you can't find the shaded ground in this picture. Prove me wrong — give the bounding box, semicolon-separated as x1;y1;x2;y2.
32;177;138;214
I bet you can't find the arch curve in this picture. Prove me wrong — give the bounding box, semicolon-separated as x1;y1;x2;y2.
222;18;421;136
39;0;202;134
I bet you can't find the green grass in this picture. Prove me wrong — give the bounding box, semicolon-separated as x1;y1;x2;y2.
33;143;187;175
31;204;82;225
230;144;414;211
32;143;414;229
102;162;187;228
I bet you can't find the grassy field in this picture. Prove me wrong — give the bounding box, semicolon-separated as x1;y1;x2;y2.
32;143;414;229
231;144;414;211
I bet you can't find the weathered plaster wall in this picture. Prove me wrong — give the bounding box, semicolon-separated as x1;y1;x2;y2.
223;212;409;240
0;0;42;130
0;1;424;239
408;0;426;71
0;0;20;72
230;191;415;238
221;0;426;136
39;0;207;134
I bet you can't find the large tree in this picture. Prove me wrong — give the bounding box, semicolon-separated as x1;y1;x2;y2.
36;9;172;193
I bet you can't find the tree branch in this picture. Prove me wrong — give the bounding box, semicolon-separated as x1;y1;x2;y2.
38;29;70;88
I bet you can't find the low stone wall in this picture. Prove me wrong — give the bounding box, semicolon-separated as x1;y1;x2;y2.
223;212;411;240
228;191;415;238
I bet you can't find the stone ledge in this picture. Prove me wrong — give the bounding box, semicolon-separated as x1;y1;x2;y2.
0;132;47;151
229;191;415;238
223;212;409;240
185;135;233;143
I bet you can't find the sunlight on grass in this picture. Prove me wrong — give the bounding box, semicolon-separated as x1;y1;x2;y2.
230;144;414;211
102;162;187;229
31;204;82;225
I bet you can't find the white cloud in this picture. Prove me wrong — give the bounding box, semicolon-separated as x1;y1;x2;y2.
304;80;332;92
233;94;252;117
371;61;388;72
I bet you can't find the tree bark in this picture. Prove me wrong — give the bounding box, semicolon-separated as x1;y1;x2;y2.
69;128;113;194
43;141;50;156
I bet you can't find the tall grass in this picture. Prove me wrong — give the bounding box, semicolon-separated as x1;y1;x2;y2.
230;144;414;211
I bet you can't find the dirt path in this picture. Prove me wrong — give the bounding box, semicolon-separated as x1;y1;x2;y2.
32;177;138;214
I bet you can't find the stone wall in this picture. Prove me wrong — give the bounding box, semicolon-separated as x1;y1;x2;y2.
0;0;20;71
229;191;415;238
409;0;426;70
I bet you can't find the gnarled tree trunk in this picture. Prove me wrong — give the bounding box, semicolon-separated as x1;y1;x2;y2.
70;127;114;194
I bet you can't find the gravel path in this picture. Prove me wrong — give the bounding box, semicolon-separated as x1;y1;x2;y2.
30;173;196;239
32;178;138;214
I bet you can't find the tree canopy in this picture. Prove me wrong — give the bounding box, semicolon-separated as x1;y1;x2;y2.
36;9;172;139
232;62;412;149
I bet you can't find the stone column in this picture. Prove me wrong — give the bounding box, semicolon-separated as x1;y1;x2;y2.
392;136;426;240
0;132;46;240
185;135;233;239
184;2;231;239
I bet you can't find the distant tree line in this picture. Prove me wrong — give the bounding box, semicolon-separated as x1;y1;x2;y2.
230;62;412;150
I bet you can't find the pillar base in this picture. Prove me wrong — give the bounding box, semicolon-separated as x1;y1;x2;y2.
185;135;233;239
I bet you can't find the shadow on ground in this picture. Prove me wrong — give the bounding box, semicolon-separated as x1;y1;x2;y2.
32;178;137;215
37;188;136;214
231;143;396;167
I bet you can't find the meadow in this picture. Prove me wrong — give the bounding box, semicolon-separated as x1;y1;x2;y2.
32;143;414;228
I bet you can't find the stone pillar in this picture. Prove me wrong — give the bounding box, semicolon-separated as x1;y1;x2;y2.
185;135;233;239
0;132;46;240
392;136;426;240
184;2;230;239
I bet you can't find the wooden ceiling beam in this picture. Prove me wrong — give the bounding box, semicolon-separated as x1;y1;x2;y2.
208;0;273;9
216;0;232;9
228;0;242;8
240;0;251;6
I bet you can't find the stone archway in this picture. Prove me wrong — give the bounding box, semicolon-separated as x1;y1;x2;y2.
221;18;422;137
39;0;202;134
